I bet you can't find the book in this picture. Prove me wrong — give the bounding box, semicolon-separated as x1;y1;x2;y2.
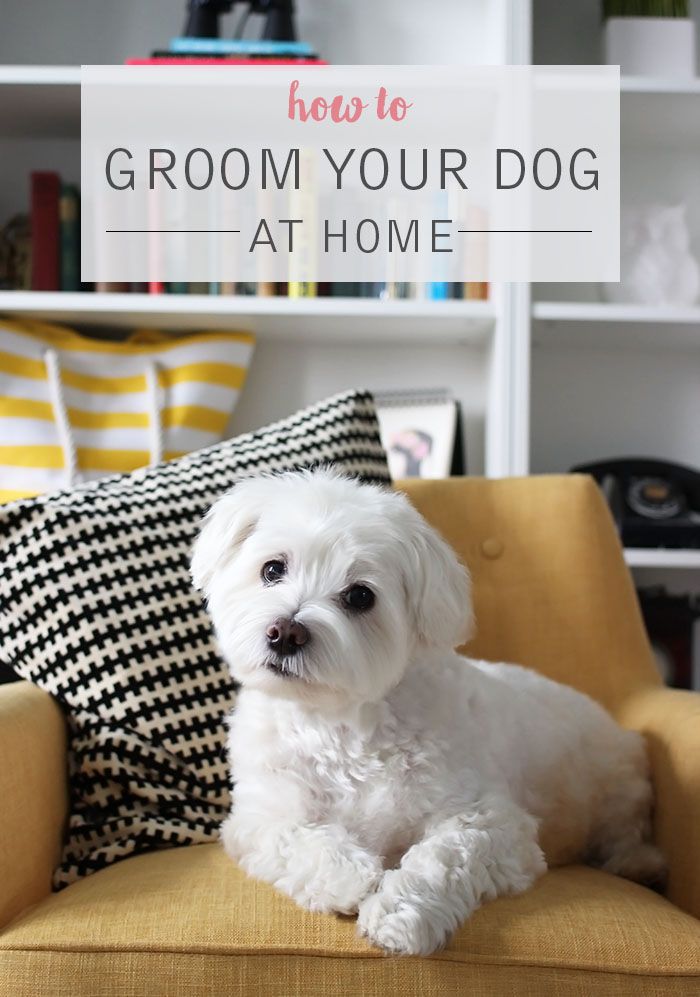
361;283;386;298
428;282;449;300
126;57;325;66
288;150;317;298
464;282;489;300
59;184;80;292
169;37;315;57
330;283;362;297
95;282;129;293
30;171;60;291
288;282;316;298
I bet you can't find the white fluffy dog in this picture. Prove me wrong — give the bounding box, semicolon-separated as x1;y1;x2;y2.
191;468;664;956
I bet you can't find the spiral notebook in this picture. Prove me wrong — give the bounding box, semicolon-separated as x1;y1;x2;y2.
374;388;464;480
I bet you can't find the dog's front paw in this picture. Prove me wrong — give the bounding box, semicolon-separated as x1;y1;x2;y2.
282;844;383;915
357;874;449;955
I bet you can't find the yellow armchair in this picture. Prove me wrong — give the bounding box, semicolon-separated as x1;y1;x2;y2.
1;475;699;996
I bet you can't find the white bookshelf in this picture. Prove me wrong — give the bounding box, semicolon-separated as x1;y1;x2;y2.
530;3;700;586
624;548;700;570
0;0;520;477
532;302;700;350
0;292;495;344
1;0;699;561
0;66;80;138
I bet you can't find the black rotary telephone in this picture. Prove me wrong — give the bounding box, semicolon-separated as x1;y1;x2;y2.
572;458;700;549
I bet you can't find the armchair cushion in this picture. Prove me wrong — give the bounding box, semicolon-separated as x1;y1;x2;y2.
0;682;67;929
0;390;389;892
1;844;698;996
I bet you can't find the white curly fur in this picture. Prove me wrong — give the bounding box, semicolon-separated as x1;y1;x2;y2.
191;469;664;956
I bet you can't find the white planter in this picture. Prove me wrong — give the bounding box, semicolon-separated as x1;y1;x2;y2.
604;17;696;78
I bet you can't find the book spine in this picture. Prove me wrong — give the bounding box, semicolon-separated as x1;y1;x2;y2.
148;281;165;294
169;37;314;56
95;282;129;292
330;283;361;297
428;282;449;300
59;184;80;292
126;57;325;65
288;150;317;298
236;282;257;296
257;282;276;296
30;172;60;291
288;281;317;298
464;282;489;300
220;281;236;295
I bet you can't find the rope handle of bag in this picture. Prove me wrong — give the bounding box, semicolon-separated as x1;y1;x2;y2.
44;348;163;488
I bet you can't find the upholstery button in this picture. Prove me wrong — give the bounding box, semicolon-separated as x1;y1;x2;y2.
481;538;503;559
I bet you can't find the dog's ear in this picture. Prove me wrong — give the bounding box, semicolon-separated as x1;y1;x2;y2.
400;500;473;650
190;480;263;595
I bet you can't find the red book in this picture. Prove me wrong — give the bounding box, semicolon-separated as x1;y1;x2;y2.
31;171;61;291
125;58;327;66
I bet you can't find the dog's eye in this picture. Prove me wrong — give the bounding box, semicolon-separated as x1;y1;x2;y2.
262;560;286;584
344;584;375;613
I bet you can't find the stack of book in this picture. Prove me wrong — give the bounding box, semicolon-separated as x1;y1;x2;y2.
0;172;80;292
126;37;325;66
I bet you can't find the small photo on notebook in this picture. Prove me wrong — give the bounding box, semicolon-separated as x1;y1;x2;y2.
375;389;463;480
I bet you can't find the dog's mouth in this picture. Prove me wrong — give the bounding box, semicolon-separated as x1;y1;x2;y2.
263;655;306;680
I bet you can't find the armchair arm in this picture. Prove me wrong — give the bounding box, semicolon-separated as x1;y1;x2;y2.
618;686;700;920
0;681;68;928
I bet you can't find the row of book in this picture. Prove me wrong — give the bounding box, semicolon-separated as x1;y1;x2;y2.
120;282;488;300
0;173;80;293
0;173;488;300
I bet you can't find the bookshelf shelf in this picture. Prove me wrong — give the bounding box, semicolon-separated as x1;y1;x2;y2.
0;292;495;345
621;76;700;149
532;302;700;351
621;76;700;96
0;66;80;139
6;67;700;146
624;548;700;570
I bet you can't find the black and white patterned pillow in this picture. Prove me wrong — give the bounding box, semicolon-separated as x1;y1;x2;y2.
0;390;389;889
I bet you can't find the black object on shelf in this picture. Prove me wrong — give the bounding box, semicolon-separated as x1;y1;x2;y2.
183;0;297;41
572;457;700;550
183;0;235;39
253;0;296;41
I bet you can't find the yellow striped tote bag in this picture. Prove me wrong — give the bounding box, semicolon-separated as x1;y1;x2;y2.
0;318;255;502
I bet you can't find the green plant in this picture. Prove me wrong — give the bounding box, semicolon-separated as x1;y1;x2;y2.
603;0;689;15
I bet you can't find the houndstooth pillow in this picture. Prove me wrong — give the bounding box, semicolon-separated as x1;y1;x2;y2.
0;390;389;889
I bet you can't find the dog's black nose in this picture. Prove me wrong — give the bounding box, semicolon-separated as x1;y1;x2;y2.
266;617;309;656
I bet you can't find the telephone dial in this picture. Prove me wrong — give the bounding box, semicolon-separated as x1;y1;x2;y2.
572;458;700;549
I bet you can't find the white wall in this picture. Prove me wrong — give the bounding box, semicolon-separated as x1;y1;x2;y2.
530;343;700;473
230;340;489;473
1;0;509;66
